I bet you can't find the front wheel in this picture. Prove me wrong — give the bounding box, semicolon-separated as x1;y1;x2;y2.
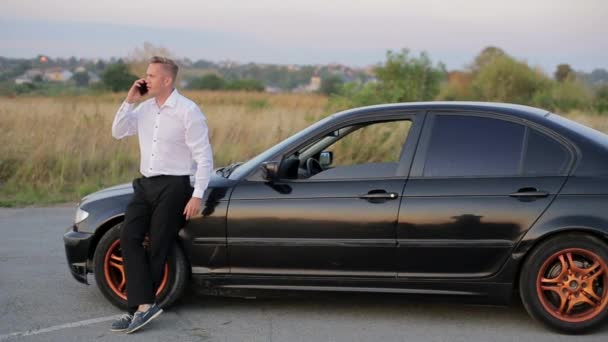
519;233;608;334
93;223;190;310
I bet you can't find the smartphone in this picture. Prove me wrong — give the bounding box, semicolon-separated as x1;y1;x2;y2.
138;81;148;96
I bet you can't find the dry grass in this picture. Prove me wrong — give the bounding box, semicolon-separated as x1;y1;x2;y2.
0;91;328;206
560;110;608;133
0;92;606;206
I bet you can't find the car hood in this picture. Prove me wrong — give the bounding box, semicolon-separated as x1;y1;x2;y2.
80;173;232;204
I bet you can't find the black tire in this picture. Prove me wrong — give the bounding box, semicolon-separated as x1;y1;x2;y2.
519;233;608;334
93;223;190;310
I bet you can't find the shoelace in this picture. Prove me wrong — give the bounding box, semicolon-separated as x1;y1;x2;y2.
120;314;133;321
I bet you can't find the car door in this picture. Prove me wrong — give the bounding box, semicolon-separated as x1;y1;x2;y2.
227;113;423;277
396;112;575;278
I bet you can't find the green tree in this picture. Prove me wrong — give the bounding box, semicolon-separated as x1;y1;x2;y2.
334;48;445;107
470;54;550;104
101;63;138;92
319;75;344;95
72;71;90;87
533;78;592;112
594;85;608;113
470;46;507;73
374;49;446;102
554;64;574;82
188;74;225;90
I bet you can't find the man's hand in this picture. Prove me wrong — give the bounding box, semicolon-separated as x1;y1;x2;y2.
183;197;202;220
126;79;146;103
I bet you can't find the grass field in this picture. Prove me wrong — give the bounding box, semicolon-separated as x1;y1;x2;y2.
0;91;329;206
1;91;607;207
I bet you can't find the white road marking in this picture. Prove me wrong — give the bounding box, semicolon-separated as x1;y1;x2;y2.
0;314;122;341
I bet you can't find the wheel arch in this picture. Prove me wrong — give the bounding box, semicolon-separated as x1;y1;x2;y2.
86;215;192;276
513;227;608;291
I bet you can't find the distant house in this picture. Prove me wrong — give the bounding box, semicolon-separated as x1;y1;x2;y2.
307;76;321;92
14;69;43;84
44;67;73;82
87;72;101;84
14;76;33;85
292;76;322;93
264;86;283;93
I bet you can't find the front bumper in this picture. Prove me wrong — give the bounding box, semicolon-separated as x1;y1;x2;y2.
63;225;94;285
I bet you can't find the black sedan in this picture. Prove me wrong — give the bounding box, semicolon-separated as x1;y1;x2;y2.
64;102;608;334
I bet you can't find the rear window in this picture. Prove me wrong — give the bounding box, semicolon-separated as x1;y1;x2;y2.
523;129;569;175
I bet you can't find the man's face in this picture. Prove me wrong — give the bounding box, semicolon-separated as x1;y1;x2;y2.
145;63;172;96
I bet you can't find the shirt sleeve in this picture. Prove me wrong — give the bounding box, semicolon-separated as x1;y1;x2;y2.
111;101;139;139
184;104;214;199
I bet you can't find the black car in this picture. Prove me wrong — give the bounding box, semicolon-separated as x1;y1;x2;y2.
64;102;608;334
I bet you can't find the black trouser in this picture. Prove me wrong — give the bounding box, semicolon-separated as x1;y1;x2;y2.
120;175;193;314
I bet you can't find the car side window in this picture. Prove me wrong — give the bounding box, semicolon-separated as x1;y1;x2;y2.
281;120;411;180
423;115;525;177
523;129;570;175
326;120;411;167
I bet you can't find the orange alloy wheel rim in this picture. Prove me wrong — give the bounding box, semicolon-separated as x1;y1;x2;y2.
536;248;608;323
103;239;169;301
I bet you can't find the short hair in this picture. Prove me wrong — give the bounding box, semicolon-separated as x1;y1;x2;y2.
149;56;178;80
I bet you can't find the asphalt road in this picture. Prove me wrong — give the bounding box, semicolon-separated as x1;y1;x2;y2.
1;206;607;342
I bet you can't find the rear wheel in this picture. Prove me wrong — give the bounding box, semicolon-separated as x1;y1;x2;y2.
93;223;189;310
520;233;608;334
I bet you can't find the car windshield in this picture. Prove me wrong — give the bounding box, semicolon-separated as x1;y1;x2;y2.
228;114;335;180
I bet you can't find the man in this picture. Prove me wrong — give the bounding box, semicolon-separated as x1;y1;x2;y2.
110;56;213;334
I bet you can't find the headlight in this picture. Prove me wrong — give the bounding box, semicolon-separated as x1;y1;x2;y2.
74;208;89;224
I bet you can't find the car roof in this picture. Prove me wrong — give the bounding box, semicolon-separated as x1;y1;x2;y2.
332;101;550;122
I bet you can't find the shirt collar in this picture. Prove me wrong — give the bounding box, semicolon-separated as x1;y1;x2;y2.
162;88;179;108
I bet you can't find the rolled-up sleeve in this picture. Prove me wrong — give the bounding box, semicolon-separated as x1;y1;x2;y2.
112;101;139;139
184;104;214;199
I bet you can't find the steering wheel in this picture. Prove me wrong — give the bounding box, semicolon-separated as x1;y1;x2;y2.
306;158;323;178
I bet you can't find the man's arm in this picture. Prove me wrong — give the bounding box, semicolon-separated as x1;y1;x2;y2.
184;104;214;199
111;79;147;139
111;102;139;139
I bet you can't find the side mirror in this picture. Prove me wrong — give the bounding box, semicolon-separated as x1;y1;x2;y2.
261;161;279;181
319;151;333;167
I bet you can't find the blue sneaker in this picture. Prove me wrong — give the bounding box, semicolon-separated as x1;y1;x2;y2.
125;304;163;334
110;313;133;332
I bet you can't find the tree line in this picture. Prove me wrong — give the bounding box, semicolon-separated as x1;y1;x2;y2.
330;47;608;113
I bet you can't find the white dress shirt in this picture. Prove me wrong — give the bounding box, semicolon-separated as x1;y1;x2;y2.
111;89;213;199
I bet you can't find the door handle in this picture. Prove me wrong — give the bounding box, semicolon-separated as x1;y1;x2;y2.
509;187;549;198
358;191;399;200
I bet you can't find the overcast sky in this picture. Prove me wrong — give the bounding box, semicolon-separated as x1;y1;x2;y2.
1;0;606;72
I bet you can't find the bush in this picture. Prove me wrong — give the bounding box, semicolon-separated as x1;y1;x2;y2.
534;78;592;112
594;85;608;113
188;75;264;92
72;71;90;87
101;63;138;92
470;54;550;104
225;79;264;92
319;75;344;96
333;49;446;107
188;74;225;90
